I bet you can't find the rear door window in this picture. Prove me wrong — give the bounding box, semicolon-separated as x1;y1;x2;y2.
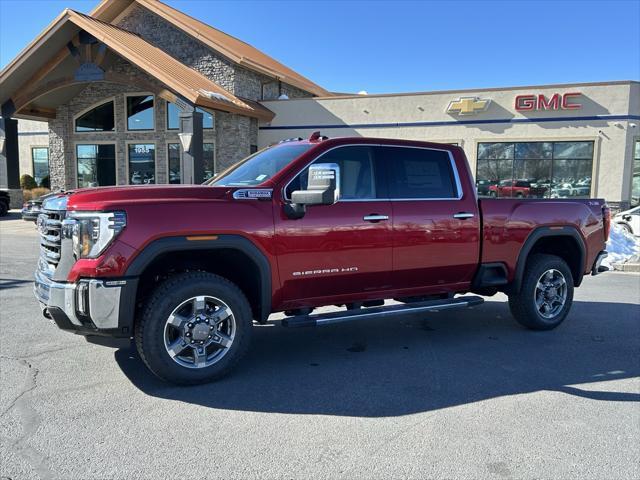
379;146;459;199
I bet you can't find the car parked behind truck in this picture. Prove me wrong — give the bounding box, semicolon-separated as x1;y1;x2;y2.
34;134;610;384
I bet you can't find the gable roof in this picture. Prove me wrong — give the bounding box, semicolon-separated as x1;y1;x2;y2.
0;9;274;121
90;0;330;96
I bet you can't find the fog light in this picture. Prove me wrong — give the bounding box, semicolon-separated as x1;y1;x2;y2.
76;283;89;315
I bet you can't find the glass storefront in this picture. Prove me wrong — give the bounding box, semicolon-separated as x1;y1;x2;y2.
168;143;181;184
31;147;49;186
128;143;155;184
203;143;215;181
76;144;116;188
476;141;594;199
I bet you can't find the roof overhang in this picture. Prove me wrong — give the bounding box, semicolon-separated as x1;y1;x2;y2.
0;8;274;121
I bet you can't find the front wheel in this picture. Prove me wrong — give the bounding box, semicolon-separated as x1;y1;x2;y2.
508;254;574;330
135;272;253;384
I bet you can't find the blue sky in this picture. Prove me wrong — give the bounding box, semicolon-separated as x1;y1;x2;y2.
1;0;638;94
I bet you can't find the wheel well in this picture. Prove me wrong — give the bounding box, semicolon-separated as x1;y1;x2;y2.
135;248;265;322
526;236;583;286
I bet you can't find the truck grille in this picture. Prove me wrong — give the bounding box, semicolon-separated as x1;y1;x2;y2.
38;210;65;268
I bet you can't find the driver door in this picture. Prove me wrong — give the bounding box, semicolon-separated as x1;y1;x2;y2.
274;145;393;304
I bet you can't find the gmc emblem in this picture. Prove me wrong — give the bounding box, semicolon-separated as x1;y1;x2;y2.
515;92;581;111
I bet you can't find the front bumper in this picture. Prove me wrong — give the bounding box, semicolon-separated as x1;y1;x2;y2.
22;208;40;221
34;268;137;337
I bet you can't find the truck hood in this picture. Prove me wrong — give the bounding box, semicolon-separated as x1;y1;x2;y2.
63;184;235;211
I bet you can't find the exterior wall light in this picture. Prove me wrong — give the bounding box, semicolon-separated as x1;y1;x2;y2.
178;132;193;153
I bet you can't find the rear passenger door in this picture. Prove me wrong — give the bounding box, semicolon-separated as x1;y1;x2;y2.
378;146;480;291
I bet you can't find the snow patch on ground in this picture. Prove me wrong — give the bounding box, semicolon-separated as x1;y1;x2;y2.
602;223;640;268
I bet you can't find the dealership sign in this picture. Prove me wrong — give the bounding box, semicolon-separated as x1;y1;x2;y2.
515;92;582;111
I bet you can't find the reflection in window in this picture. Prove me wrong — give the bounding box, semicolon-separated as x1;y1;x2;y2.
31;147;49;186
128;144;155;184
168;143;181;184
631;140;640;207
167;103;214;130
476;141;593;199
76;144;116;188
127;95;154;130
75;101;115;132
203;143;215;181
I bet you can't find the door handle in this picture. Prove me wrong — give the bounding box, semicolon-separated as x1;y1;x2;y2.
363;214;389;222
453;212;475;219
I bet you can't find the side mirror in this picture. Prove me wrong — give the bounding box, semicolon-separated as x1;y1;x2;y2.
286;163;340;219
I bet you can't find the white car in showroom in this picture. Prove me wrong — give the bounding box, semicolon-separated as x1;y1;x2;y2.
614;206;640;236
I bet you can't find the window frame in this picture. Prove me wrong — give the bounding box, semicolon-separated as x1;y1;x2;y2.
125;93;156;132
74;141;118;188
282;144;462;203
125;141;157;185
73;98;116;133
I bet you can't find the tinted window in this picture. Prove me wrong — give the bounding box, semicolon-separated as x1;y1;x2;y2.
75;101;114;132
128;143;155;184
167;103;214;130
76;144;116;188
127;95;154;130
381;147;458;199
286;146;376;200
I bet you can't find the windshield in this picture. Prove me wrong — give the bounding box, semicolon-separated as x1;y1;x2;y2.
208;143;313;186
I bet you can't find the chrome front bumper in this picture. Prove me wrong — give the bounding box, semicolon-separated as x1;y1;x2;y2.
34;268;125;330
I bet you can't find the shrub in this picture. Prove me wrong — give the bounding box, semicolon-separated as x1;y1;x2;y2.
23;187;51;202
20;174;37;190
39;175;50;189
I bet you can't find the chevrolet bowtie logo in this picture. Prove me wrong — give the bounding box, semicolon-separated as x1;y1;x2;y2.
447;97;491;115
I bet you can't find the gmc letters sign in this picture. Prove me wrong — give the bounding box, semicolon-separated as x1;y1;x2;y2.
515;92;582;111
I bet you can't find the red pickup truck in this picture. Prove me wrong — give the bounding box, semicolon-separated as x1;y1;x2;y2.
34;134;610;384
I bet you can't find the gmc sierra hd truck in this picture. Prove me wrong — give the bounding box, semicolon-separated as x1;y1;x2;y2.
34;134;610;384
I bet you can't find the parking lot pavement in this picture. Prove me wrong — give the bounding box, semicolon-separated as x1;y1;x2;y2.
1;215;639;480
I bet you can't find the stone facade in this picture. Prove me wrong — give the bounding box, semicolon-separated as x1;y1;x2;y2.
42;2;315;190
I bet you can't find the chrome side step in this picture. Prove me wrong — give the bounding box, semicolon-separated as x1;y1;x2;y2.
281;295;484;328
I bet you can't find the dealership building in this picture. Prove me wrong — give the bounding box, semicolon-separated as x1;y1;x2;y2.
1;0;638;209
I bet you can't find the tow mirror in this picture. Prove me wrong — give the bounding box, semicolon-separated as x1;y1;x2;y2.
285;163;340;219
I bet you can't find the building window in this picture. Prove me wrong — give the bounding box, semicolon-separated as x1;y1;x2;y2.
75;101;115;132
250;145;258;154
632;140;640;207
126;95;154;130
203;143;215;181
167;103;214;130
476;141;594;199
31;147;49;186
76;144;116;188
168;143;181;184
128;143;155;184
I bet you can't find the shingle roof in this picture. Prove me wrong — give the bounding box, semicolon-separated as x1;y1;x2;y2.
91;0;330;96
0;9;275;120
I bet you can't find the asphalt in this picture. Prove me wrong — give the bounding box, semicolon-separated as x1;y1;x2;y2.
1;211;639;480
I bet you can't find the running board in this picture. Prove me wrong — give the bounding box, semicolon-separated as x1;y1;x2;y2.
281;295;484;328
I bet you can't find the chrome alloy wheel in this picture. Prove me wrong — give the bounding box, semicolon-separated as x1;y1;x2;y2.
534;269;568;319
163;296;236;369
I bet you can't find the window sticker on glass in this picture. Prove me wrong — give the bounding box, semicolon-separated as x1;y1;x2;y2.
256;174;268;181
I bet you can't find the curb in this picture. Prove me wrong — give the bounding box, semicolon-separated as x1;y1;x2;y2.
612;262;640;273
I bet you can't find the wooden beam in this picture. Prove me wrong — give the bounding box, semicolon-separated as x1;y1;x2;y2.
16;106;57;120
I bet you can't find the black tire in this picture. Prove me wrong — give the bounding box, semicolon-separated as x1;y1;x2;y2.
508;254;574;330
135;272;253;385
0;201;8;217
619;222;633;235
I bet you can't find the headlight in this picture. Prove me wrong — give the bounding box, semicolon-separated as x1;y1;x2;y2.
65;211;126;259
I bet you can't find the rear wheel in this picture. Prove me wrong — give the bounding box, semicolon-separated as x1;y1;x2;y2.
508;254;574;330
0;201;8;216
135;272;253;384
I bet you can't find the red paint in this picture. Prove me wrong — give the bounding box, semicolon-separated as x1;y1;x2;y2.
62;137;606;313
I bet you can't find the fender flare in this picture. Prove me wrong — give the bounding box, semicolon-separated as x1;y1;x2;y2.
125;235;272;322
512;226;586;292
